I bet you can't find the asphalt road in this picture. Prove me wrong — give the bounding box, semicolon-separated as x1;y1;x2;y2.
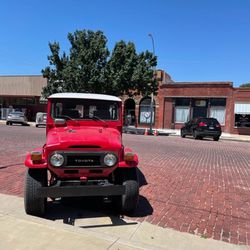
0;124;249;245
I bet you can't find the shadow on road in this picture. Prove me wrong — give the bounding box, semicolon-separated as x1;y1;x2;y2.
44;169;152;228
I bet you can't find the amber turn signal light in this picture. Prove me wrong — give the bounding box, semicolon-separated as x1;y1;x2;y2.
31;151;42;161
124;152;135;162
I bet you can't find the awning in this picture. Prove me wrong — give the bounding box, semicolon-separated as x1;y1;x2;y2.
235;103;250;114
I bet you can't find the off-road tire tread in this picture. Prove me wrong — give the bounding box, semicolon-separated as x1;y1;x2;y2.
24;168;47;216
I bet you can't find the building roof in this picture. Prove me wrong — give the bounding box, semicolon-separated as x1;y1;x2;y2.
48;93;122;102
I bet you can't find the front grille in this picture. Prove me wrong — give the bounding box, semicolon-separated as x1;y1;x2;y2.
66;155;101;167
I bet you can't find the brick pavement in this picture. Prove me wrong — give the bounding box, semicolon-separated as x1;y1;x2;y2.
0;124;249;245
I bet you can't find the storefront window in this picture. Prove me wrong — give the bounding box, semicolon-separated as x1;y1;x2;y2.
175;98;190;106
175;107;190;123
234;103;250;127
235;114;250;127
210;107;226;125
139;97;155;124
210;98;226;106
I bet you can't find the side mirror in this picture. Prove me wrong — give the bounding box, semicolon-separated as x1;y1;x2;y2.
54;118;66;126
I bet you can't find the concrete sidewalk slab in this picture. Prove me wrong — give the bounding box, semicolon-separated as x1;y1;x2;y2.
0;194;249;250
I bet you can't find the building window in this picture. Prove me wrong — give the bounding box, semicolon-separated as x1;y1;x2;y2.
210;98;226;106
210;107;226;125
139;97;155;124
175;98;191;106
234;103;250;127
175;107;190;123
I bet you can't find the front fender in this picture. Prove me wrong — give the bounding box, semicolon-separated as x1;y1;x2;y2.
118;147;139;168
24;148;47;169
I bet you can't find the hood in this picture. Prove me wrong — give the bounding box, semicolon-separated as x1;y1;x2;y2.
46;126;122;150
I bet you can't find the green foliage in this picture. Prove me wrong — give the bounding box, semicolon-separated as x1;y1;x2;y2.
239;83;250;88
41;30;157;98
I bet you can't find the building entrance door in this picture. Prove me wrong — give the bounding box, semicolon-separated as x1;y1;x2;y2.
192;107;207;118
124;98;136;126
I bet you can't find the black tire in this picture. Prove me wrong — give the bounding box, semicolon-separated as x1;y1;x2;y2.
6;121;9;125
180;129;186;138
113;168;139;213
121;180;139;213
213;136;220;141
35;124;38;128
193;130;199;140
24;168;47;216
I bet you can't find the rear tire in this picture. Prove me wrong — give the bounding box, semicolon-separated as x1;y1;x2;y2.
24;168;47;216
193;130;199;140
213;136;220;141
6;121;9;125
181;130;186;138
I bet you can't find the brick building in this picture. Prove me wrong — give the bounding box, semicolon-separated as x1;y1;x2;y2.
0;73;249;134
123;70;250;135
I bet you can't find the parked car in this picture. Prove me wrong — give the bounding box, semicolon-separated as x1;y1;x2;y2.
181;117;222;141
6;111;28;126
35;112;47;127
24;93;139;217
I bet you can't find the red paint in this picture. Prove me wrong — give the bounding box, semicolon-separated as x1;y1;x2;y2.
25;95;139;180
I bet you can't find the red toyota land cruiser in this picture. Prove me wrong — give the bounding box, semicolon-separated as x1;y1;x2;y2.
24;93;139;216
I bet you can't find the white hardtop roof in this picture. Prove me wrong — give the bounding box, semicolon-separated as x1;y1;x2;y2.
48;92;121;102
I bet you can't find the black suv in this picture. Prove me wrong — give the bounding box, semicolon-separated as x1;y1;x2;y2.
181;118;222;141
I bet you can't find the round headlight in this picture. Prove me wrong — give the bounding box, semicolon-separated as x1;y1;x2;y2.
50;153;64;167
103;153;117;167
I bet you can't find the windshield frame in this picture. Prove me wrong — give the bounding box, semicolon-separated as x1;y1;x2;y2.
50;98;120;121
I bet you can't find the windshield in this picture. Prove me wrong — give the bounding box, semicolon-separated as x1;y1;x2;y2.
51;98;119;121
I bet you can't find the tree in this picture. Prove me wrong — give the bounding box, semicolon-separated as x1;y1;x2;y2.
239;83;250;88
41;29;157;98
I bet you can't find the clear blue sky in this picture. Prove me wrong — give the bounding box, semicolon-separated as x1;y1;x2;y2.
0;0;250;86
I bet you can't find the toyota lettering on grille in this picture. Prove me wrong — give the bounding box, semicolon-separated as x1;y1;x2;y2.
74;159;94;163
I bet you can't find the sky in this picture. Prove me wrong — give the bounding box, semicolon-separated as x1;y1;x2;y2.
0;0;250;87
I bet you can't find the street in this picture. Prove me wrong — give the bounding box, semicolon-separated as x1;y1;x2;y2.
0;124;249;245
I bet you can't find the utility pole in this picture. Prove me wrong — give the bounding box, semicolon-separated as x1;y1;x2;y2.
148;33;155;135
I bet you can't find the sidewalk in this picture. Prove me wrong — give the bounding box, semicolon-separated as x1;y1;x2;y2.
124;126;250;142
157;128;250;142
0;194;249;250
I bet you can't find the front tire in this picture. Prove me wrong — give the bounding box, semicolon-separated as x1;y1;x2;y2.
213;136;220;141
24;168;47;216
113;168;139;213
121;180;139;213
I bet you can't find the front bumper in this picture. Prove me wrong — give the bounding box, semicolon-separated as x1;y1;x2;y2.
37;180;125;198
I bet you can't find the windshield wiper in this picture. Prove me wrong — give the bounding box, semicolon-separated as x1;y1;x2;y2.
89;115;108;127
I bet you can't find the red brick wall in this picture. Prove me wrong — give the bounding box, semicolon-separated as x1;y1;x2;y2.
232;88;250;135
159;82;234;132
121;81;250;135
